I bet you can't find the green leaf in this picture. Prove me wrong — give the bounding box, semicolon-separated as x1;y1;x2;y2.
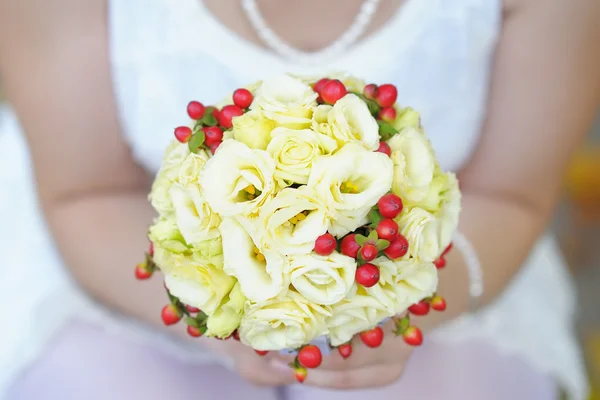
354;234;367;246
202;107;218;126
187;131;206;153
395;316;410;335
184;317;199;328
367;230;379;242
350;91;380;116
368;209;383;226
377;120;398;141
375;239;390;251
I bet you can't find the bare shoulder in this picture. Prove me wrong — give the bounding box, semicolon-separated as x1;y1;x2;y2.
502;0;600;14
0;0;149;202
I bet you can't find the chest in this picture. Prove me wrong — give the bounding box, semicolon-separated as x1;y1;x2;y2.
109;0;501;175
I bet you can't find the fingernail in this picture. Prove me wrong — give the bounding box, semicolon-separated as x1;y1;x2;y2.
270;358;293;375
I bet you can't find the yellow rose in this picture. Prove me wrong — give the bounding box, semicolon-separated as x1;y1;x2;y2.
148;218;188;254
286;252;356;305
392;106;421;131
200;140;276;217
371;257;438;313
238;291;331;351
205;282;247;338
232;109;277;150
327;94;380;151
155;246;236;315
437;173;461;253
327;294;390;346
266;127;337;185
220;217;286;302
395;207;440;262
387;127;438;206
258;186;329;255
177;151;211;188
307;143;393;237
149;141;192;215
169;184;221;247
251;75;318;129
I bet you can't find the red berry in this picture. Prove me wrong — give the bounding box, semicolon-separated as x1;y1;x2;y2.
297;345;322;369
320;79;347;104
314;233;336;256
384;234;409;259
403;326;423;346
209;142;221;154
338;343;353;359
433;257;446;269
313;78;330;93
376;84;398;108
233;330;240;341
360;244;378;262
376;142;392;157
134;263;152;280
355;263;380;287
148;242;154;257
187;325;203;337
255;350;269;356
294;366;308;383
185;305;200;313
187;101;205;120
431;295;447;311
174;126;193;143
340;234;361;258
160;304;182;326
363;83;378;100
378;107;397;122
202;126;224;146
218;105;244;129
442;242;453;256
360;326;384;348
377;193;403;219
209;107;220;120
376;219;399;241
232;88;254;109
408;301;430;316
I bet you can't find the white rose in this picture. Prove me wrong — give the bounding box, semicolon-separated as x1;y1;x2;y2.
387;128;438;206
251;75;318;129
156;247;236;315
177;150;211;188
232;109;277;150
169;184;221;247
307;143;394;236
327;94;380;151
200;140;277;217
286;252;357;305
327;294;390;346
258;187;329;255
220;217;286;302
396;207;440;262
238;291;331;350
266;127;338;185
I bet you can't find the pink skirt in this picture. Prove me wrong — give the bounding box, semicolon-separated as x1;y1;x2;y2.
6;320;558;400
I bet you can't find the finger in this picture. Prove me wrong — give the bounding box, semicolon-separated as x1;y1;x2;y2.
236;353;296;387
320;333;411;370
303;362;405;390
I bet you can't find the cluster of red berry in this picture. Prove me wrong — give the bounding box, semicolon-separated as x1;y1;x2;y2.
313;192;408;288
173;88;254;154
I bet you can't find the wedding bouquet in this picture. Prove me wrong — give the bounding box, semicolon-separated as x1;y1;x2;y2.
135;73;460;381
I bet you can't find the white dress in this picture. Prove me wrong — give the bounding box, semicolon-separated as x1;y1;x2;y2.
0;0;588;398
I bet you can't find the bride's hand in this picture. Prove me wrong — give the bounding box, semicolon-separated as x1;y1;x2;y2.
198;336;297;387
272;319;414;389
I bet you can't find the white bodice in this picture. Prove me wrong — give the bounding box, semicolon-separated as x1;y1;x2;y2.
0;0;588;398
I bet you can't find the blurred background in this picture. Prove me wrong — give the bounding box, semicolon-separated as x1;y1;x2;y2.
1;83;599;398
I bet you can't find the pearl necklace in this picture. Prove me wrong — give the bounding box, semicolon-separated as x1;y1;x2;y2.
241;0;382;65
